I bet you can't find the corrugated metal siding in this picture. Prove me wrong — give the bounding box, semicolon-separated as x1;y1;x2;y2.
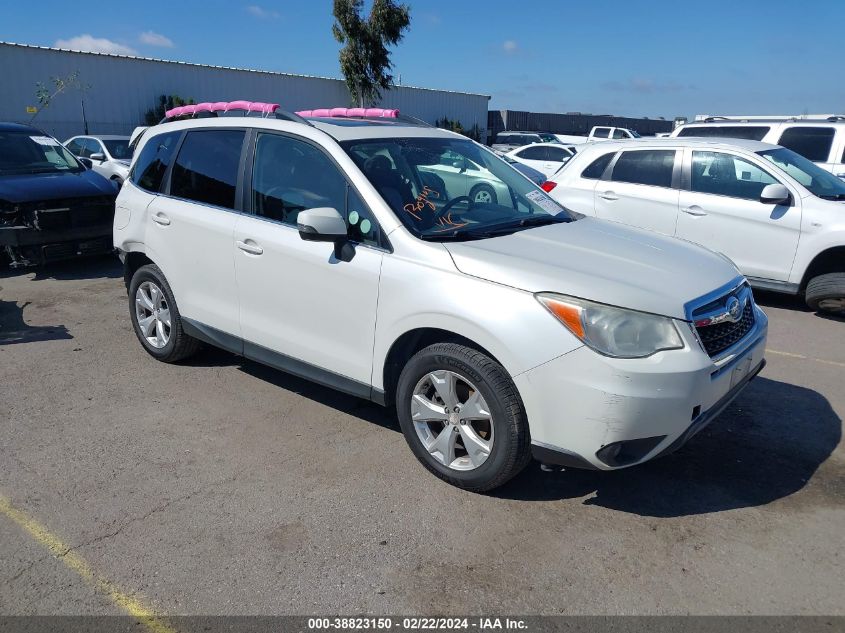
0;42;490;140
488;109;675;139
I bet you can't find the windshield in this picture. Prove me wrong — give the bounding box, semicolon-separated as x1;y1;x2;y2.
0;131;83;175
758;147;845;199
103;139;132;160
630;130;641;138
342;137;574;240
539;134;560;143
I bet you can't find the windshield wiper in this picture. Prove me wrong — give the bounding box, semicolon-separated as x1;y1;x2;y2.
421;214;569;241
818;193;845;201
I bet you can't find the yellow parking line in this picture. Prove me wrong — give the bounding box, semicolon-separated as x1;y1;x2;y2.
0;494;177;633
768;348;845;368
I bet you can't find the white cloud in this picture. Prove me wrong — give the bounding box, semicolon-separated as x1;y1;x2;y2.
54;34;137;55
139;31;174;48
503;40;518;54
246;5;280;19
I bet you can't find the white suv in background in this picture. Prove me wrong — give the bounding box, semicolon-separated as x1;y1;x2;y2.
546;138;845;314
115;102;767;492
506;143;577;178
672;118;845;178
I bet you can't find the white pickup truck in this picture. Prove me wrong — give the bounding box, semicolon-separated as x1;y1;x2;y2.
555;126;640;144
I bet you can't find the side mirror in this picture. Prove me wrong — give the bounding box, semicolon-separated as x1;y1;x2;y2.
78;157;93;169
90;152;106;162
760;183;790;205
297;207;348;243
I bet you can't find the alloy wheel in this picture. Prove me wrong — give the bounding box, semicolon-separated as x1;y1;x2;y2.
135;281;171;349
411;370;494;471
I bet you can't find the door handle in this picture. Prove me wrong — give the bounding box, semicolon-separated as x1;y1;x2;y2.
236;240;264;255
681;206;707;217
598;191;618;201
151;213;171;226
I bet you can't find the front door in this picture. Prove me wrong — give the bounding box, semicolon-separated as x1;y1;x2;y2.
234;131;384;389
676;149;802;281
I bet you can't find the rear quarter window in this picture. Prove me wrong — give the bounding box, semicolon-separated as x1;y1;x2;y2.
131;131;182;193
580;152;615;179
777;127;835;162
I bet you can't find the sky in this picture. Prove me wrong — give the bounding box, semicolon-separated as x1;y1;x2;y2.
1;0;843;120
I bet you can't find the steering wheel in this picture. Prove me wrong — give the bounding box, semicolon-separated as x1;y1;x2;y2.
434;195;472;223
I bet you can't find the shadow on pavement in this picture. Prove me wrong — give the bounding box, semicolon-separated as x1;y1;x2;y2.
0;299;72;344
0;254;122;281
183;343;841;516
495;377;842;516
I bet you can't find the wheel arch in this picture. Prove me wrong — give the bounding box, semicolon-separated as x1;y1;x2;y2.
123;251;156;289
800;245;845;291
380;327;507;408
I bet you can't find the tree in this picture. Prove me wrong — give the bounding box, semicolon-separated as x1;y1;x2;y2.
332;0;411;107
144;94;195;126
31;71;85;123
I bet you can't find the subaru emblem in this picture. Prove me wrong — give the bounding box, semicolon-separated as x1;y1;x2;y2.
726;296;742;322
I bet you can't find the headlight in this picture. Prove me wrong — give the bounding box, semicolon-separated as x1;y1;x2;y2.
536;293;684;358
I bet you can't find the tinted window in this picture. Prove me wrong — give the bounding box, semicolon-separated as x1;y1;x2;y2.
516;146;546;160
251;133;381;246
494;134;512;144
611;150;676;187
777;127;835;162
611;129;628;139
170;130;245;209
65;139;83;155
592;128;610;138
691;151;778;201
132;131;181;193
546;147;571;162
581;152;614;179
677;125;770;141
103;139;131;159
85;138;104;156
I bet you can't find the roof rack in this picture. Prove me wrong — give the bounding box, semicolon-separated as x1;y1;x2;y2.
160;100;308;125
296;107;433;127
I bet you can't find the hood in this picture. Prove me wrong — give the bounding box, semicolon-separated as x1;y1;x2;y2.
444;218;740;319
0;169;116;204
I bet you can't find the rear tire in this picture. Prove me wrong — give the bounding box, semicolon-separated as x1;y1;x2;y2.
128;264;200;362
469;184;497;205
395;342;531;492
805;273;845;315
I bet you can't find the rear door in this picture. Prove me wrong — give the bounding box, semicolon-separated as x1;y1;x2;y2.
593;148;680;235
144;128;246;336
676;149;801;281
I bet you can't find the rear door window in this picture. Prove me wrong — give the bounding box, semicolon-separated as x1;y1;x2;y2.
131;131;182;193
610;150;676;187
677;126;770;140
611;129;628;139
777;127;835;162
169;129;246;209
546;147;571;162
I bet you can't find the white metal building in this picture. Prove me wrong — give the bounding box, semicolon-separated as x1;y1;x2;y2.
0;41;490;140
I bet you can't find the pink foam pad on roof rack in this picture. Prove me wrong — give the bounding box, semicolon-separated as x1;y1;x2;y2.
165;101;280;119
296;107;399;119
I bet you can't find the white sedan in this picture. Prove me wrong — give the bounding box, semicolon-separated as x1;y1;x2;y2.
506;143;579;178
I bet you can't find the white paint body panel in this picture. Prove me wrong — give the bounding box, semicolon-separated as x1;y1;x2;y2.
115;117;768;471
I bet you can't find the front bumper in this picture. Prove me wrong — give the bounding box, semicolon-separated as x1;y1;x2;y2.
0;224;114;266
515;305;768;470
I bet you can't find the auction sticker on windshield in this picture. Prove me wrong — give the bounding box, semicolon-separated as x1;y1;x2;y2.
525;189;564;214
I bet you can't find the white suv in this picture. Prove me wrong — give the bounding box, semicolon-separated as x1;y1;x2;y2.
115;102;767;492
546;137;845;314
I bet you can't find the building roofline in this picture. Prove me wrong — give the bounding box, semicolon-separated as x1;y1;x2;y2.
0;41;491;100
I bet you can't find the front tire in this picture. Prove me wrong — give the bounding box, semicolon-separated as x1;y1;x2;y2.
469;184;497;205
805;273;845;315
128;264;200;362
395;343;531;492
